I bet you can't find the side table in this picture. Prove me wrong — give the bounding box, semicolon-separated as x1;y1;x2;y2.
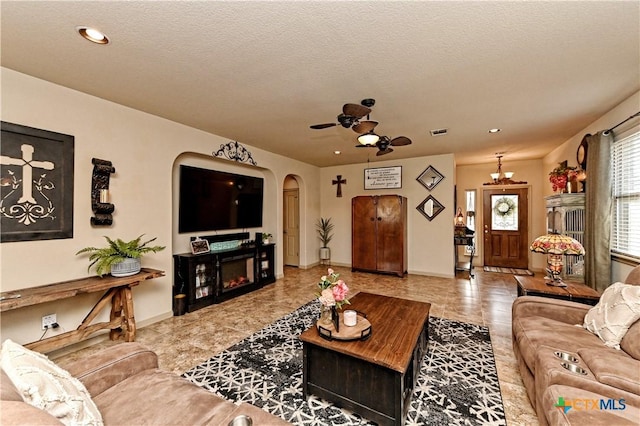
454;235;475;278
514;275;600;306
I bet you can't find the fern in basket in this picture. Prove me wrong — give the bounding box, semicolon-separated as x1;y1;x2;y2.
76;235;165;276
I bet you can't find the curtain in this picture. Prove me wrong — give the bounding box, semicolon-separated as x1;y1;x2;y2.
584;131;613;292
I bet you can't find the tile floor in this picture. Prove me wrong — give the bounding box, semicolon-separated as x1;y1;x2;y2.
55;265;539;425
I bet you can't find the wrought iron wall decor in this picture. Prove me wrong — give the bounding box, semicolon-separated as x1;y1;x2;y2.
416;165;444;191
213;141;257;166
416;195;445;222
90;158;115;226
0;121;74;242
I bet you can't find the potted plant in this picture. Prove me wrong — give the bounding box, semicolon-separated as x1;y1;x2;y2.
316;217;334;262
76;235;165;277
262;232;273;244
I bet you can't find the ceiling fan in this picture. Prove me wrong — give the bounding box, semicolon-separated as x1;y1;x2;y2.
356;135;412;156
310;98;378;134
311;97;412;156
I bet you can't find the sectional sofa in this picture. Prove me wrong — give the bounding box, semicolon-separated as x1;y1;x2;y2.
512;265;640;425
1;341;290;425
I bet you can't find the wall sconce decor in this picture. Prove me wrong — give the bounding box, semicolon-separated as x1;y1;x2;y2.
90;158;115;226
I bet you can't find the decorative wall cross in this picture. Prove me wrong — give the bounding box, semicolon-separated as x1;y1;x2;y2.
1;121;74;242
332;175;347;197
0;144;54;204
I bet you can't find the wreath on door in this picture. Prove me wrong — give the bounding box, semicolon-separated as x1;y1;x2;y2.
493;197;516;217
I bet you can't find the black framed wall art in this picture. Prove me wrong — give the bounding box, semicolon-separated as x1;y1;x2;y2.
0;121;74;242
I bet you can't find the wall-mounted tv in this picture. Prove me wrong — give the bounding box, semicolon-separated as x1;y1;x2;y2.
179;165;264;233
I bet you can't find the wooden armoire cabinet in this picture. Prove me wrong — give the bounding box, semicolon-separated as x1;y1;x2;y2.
352;195;408;277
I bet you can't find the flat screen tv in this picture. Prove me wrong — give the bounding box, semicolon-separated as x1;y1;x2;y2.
179;165;264;233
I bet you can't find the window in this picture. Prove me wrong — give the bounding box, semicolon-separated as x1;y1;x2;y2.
612;131;640;259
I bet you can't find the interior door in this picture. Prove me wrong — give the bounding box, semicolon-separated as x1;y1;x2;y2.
283;189;299;266
352;196;377;271
483;188;529;269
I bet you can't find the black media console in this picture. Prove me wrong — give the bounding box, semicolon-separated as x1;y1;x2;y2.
173;233;275;314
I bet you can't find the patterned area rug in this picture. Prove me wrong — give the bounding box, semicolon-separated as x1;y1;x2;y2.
182;300;506;425
483;266;534;276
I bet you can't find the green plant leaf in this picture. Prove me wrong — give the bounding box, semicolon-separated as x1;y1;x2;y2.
76;234;165;276
316;217;334;247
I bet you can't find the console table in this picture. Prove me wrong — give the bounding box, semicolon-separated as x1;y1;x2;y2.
0;268;165;353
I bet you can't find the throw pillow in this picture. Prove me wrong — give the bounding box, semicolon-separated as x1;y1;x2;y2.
583;282;640;349
1;339;103;426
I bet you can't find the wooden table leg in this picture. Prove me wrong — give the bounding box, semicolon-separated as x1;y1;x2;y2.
110;289;123;340
121;286;136;342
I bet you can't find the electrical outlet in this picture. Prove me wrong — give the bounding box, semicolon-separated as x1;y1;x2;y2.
42;314;57;330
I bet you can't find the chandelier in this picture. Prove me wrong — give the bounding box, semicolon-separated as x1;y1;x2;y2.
483;154;527;185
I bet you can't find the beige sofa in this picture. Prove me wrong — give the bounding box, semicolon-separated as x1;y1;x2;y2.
1;342;290;425
512;266;640;425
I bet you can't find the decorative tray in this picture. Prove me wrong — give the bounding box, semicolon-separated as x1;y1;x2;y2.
316;310;372;341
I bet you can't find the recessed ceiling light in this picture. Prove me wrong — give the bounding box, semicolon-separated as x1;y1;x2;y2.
334;150;341;155
77;26;110;44
488;128;502;133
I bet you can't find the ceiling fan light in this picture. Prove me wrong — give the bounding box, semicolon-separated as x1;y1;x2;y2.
358;132;380;146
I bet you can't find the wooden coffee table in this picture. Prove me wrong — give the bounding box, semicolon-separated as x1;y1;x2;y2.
514;275;600;305
299;292;430;426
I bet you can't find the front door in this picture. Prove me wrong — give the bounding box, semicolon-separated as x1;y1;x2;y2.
483;188;529;269
283;189;299;266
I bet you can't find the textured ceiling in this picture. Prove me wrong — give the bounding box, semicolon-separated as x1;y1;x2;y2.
1;1;639;167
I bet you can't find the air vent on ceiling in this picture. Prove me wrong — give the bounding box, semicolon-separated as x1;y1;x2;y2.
430;128;448;136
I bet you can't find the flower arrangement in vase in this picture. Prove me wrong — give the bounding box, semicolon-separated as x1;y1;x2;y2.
316;268;350;324
549;162;579;193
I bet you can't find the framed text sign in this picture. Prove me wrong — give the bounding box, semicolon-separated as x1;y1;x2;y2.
0;121;74;242
364;166;402;190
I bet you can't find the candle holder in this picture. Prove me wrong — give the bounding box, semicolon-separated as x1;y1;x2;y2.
90;158;115;226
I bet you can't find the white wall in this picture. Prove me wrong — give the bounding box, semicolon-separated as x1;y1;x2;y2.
0;68;320;345
320;154;456;277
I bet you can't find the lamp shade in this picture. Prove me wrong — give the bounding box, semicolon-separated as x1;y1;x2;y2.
530;233;585;255
358;131;380;146
454;207;465;226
